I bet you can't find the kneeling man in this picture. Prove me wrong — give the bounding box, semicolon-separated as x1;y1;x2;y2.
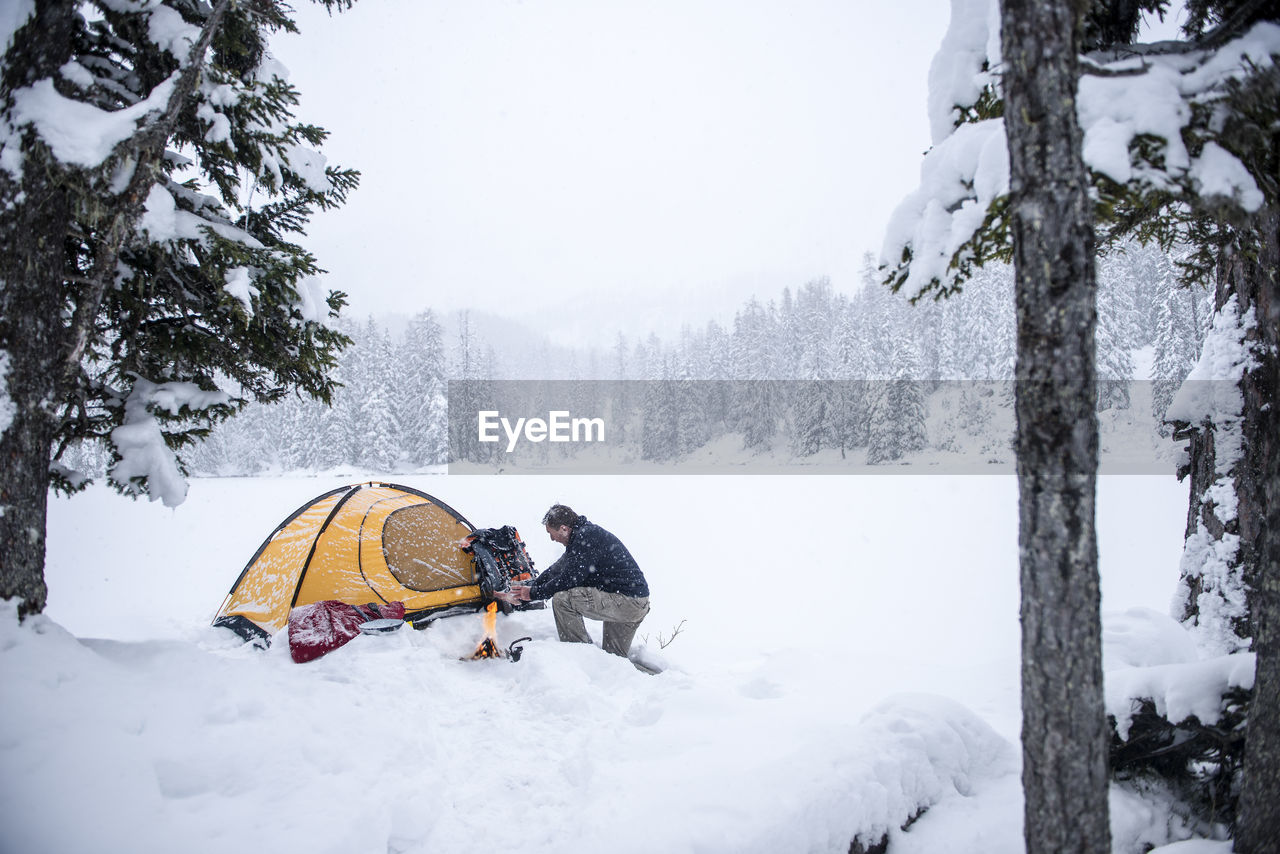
498;504;650;658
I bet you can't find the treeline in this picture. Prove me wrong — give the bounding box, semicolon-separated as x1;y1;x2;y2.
59;242;1209;475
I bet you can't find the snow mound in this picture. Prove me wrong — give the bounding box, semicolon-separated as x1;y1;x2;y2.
842;694;1016;849
1103;607;1202;669
1100;607;1254;740
1103;607;1255;739
1107;653;1255;739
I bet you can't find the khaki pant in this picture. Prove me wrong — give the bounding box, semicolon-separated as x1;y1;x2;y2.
552;587;651;658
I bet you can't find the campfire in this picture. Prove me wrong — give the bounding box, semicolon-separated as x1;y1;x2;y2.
462;602;531;662
465;602;505;660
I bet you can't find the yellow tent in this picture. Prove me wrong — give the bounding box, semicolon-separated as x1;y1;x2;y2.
213;482;483;642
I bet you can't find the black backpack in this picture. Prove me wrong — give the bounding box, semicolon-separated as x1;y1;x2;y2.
462;526;540;612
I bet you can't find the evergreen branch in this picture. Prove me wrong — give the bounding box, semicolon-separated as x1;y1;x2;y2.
1079;60;1158;78
1084;0;1275;65
60;0;235;393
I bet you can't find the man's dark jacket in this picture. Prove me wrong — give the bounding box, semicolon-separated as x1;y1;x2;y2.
529;517;649;600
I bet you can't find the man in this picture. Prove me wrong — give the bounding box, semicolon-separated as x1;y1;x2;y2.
495;504;650;658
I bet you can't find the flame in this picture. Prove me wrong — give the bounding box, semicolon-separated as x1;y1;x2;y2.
483;601;498;638
465;601;503;660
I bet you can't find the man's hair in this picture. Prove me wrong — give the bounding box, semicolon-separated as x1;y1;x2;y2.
542;504;579;528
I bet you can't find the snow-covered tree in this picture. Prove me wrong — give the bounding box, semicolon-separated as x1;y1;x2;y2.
884;0;1112;849
791;279;837;456
792;382;832;457
699;320;733;435
775;286;803;379
317;316;368;469
640;368;678;463
285;391;332;472
356;321;401;471
1002;6;1111;849
959;264;1016;381
885;0;1280;847
866;340;927;465
1096;254;1140;411
1098;8;1280;843
400;310;449;467
673;366;709;458
730;299;779;450
447;311;491;464
828;303;869;456
611;332;630;381
638;332;664;380
1151;268;1210;435
0;0;357;617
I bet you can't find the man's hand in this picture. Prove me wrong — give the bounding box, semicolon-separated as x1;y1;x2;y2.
493;584;532;605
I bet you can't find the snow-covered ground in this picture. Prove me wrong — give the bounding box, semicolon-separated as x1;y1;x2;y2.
2;473;1218;852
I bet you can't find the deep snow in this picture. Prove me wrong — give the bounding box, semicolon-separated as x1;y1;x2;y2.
0;473;1228;852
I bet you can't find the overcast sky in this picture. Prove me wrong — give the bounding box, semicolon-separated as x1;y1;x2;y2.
267;2;1011;344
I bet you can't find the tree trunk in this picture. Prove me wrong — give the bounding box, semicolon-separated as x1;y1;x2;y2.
1174;220;1275;651
1233;204;1280;853
0;0;77;619
1171;204;1279;849
0;156;68;618
1000;1;1111;852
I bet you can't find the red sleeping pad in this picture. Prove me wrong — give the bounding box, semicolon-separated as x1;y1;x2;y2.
288;600;406;663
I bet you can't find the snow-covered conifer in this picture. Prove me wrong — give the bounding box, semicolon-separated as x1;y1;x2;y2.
885;1;1113;847
829;305;869;456
792;382;832;457
447;311;489;464
673;365;709;458
640;365;678;462
729;299;778;449
0;0;357;615
790;279;837;456
884;0;1280;846
1151;280;1208;435
400;311;449;467
1097;255;1140;410
866;339;926;465
357;322;402;471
